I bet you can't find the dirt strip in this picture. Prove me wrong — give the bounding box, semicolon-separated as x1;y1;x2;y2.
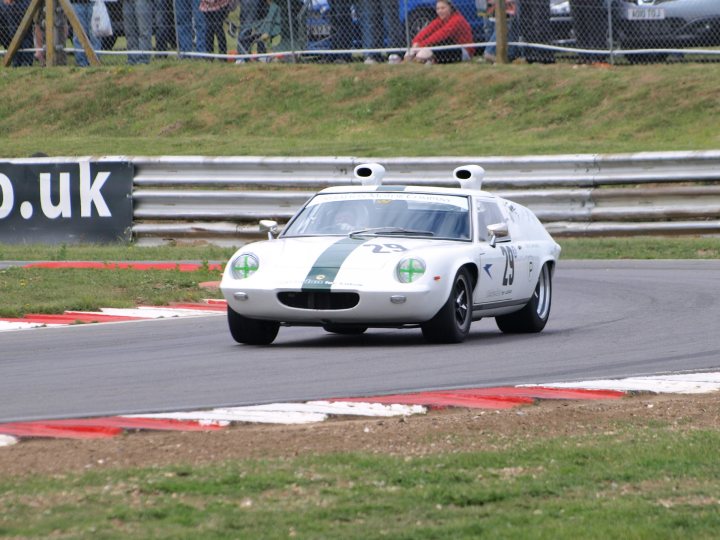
2;392;719;478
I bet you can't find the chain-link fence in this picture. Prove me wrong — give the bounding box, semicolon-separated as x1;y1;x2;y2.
2;0;720;66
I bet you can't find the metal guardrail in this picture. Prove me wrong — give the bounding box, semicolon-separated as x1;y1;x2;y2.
129;152;720;245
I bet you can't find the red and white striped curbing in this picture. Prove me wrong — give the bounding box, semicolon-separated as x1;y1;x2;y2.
0;435;17;447
3;261;226;331
126;401;428;425
2;371;719;446
522;372;720;395
0;301;226;332
22;262;224;272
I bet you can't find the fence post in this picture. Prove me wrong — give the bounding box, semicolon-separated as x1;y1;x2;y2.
607;0;615;65
495;0;508;64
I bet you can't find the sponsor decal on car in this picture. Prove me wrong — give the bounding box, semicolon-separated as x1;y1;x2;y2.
302;237;368;290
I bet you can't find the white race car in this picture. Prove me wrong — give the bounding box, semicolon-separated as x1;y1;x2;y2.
220;163;561;345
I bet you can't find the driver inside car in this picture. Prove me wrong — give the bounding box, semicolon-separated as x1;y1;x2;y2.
332;203;370;232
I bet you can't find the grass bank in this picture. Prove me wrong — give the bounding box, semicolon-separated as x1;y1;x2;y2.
2;425;719;538
2;62;720;157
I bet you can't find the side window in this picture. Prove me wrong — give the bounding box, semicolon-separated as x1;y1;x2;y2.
475;200;506;242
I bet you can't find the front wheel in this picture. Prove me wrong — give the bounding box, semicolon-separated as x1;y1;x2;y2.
496;263;552;334
227;307;279;345
421;268;473;343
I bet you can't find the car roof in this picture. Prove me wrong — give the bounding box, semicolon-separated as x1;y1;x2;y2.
317;185;498;199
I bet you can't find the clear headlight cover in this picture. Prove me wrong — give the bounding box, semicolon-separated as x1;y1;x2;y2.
396;258;426;283
230;253;259;279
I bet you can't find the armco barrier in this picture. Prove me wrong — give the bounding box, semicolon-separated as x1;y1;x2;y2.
130;152;720;245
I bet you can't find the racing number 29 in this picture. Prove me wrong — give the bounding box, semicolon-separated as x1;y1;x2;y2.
500;245;514;286
364;243;407;253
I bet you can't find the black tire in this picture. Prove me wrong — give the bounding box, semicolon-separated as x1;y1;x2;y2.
323;324;368;335
496;263;552;334
408;8;435;39
421;268;473;344
227;307;279;345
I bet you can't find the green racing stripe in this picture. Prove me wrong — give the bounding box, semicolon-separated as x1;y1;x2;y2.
302;237;368;291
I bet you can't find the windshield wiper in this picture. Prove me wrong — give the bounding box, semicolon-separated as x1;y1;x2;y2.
350;227;435;238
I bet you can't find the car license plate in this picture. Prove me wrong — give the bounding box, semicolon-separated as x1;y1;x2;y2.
310;24;331;37
627;7;665;20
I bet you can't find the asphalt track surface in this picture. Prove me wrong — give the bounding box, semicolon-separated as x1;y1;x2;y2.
1;260;719;423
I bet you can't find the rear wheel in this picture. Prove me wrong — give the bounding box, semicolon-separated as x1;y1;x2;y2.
421;268;473;343
323;324;367;335
227;307;279;345
496;263;552;333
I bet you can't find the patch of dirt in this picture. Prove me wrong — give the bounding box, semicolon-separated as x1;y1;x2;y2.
2;392;719;478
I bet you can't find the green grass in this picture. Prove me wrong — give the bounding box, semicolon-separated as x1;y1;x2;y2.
0;245;234;318
2;430;720;538
3;62;720;157
0;243;236;263
1;237;718;262
0;265;222;318
558;236;720;259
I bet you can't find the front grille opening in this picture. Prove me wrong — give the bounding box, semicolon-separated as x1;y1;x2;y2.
278;291;359;310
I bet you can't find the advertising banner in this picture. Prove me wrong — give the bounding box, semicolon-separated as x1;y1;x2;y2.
0;159;133;244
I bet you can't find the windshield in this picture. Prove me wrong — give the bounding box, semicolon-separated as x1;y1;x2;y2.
283;192;471;240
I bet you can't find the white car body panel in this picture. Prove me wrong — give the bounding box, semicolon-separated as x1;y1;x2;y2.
222;236;474;323
220;166;561;342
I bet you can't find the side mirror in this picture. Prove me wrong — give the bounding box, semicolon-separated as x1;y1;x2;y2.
259;219;279;240
487;222;510;248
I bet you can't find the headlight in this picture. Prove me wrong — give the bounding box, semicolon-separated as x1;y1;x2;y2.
230;253;259;279
396;258;426;283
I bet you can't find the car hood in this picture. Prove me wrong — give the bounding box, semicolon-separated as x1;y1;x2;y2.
261;235;464;267
225;235;469;289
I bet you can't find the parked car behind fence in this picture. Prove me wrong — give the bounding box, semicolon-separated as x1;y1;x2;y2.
614;0;720;61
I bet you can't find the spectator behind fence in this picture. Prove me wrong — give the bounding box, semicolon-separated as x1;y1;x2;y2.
329;0;353;62
483;0;519;63
358;0;403;64
569;0;610;63
1;0;35;66
200;0;232;57
33;4;46;65
236;0;280;60
154;0;176;53
70;0;101;66
123;0;153;63
174;0;207;55
194;0;207;51
239;0;259;28
404;0;474;64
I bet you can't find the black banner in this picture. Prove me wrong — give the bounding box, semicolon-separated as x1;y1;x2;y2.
0;160;133;244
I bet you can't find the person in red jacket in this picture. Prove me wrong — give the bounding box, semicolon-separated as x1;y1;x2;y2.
404;0;475;64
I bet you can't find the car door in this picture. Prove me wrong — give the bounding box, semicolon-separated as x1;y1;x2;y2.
472;198;519;307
